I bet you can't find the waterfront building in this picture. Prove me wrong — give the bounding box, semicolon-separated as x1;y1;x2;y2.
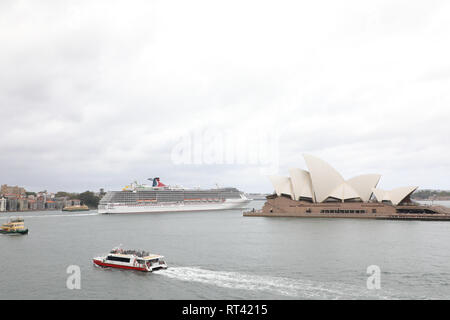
245;154;450;219
28;199;37;210
46;200;56;210
1;185;25;197
0;198;6;212
36;198;45;210
52;197;66;210
0;186;74;211
18;198;28;211
269;154;417;205
6;197;18;211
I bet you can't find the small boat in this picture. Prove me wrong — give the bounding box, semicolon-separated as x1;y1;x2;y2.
0;217;29;235
93;247;168;272
62;205;89;212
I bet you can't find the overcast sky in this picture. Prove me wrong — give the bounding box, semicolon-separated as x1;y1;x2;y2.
1;0;449;193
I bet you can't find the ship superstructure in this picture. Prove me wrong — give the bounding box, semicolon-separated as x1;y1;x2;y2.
98;178;250;214
0;217;28;235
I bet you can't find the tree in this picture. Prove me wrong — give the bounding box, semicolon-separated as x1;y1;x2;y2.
78;191;100;208
55;191;79;199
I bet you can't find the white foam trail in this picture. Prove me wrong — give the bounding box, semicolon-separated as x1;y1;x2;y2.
155;266;395;299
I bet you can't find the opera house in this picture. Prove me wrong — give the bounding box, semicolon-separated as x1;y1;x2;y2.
244;155;450;220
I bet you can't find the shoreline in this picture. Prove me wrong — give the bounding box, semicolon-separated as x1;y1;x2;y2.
0;208;95;214
244;197;450;221
244;211;450;221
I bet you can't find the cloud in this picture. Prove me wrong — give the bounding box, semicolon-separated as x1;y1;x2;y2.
0;0;449;193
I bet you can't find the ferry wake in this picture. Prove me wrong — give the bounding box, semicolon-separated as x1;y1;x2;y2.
98;177;251;214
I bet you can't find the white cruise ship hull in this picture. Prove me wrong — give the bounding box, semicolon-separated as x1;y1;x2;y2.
98;198;251;214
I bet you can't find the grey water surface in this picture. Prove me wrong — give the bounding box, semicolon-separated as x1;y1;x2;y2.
1;201;450;299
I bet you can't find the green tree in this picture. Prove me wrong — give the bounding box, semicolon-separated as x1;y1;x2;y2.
78;191;100;208
55;191;79;199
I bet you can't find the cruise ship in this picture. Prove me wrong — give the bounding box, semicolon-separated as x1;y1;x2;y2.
98;178;251;214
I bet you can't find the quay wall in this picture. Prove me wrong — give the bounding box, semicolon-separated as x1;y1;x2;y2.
244;196;450;221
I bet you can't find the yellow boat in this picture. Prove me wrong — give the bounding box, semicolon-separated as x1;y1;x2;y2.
62;205;90;212
0;217;28;235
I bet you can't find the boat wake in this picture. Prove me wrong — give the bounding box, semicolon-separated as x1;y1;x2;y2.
154;266;397;299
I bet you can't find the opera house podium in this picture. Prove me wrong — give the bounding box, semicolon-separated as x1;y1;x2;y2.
245;154;450;220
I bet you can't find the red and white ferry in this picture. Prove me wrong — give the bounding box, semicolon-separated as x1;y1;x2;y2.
93;247;168;272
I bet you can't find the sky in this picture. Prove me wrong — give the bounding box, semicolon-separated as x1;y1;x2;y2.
0;0;449;193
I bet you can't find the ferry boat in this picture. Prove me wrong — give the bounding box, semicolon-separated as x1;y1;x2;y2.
62;205;89;212
0;217;28;235
98;177;251;214
93;247;168;272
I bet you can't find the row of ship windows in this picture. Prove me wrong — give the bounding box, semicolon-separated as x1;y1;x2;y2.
110;196;237;200
107;197;231;201
107;256;130;263
108;192;238;196
110;195;224;198
106;200;225;206
106;256;160;264
106;199;225;203
112;192;224;195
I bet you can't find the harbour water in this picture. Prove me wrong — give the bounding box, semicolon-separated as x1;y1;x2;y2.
1;201;450;299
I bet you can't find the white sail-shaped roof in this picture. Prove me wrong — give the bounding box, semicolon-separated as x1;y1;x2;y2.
328;182;360;201
389;186;418;205
303;154;345;203
269;175;293;199
288;168;314;201
268;155;418;205
371;186;418;205
347;174;381;202
371;188;388;203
